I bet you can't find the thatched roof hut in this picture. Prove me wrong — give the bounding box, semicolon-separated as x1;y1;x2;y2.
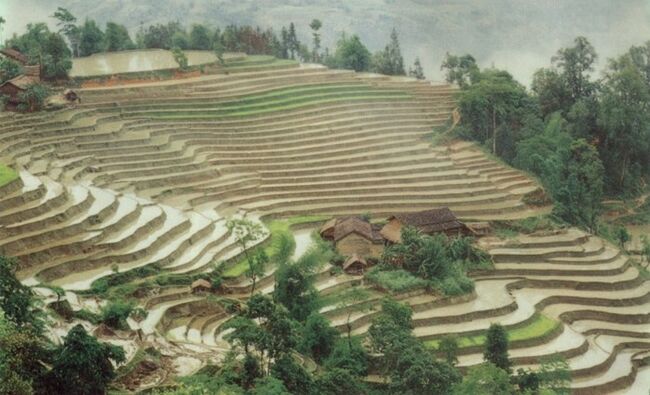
342;254;369;275
319;216;384;258
190;279;212;294
380;207;470;243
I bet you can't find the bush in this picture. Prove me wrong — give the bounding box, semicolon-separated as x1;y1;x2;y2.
17;84;49;113
172;47;189;70
101;300;134;330
365;267;428;294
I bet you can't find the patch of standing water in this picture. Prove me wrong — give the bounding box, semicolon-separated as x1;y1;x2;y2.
70;49;217;77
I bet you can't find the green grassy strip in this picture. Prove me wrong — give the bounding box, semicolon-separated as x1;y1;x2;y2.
124;84;391;111
135;89;411;116
424;313;559;349
151;95;413;120
223;215;329;278
0;164;18;188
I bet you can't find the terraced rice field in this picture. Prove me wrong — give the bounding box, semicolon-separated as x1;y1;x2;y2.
0;54;646;393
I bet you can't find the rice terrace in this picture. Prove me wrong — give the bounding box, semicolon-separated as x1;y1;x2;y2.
0;2;649;394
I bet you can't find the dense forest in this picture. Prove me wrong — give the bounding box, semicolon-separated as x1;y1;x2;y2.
442;38;650;234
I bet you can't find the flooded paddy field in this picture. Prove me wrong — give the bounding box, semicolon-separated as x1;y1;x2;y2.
70;49;218;77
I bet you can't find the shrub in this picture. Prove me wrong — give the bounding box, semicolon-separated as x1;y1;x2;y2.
101;300;134;330
17;84;49;113
172;47;189;70
365;267;428;294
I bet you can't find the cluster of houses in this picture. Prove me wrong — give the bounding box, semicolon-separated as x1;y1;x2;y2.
0;48;42;110
319;207;489;275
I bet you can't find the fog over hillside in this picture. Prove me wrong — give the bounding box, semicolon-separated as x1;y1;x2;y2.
2;0;650;84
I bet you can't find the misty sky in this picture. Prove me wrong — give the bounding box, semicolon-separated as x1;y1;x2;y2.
2;0;649;85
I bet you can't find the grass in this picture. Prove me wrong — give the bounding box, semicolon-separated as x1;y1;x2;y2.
425;313;559;349
365;267;429;294
222;215;329;278
147;92;413;120
0;164;18;187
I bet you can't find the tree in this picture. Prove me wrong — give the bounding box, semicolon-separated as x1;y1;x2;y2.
52;7;79;57
615;226;631;250
226;218;265;295
390;340;461;395
0;58;23;83
483;323;510;372
17;83;50;113
273;262;317;322
300;313;338;363
553;139;604;232
79;19;104;57
598;52;650;195
190;24;211;50
409;57;425;80
104;22;134;52
251;376;290;395
171;47;189;70
287;23;300;60
441;53;480;88
452;362;513;395
309;19;322;62
100;299;133;330
537;354;571;394
515;368;540;393
641;235;650;267
371;28;405;76
328;34;371;72
270;354;313;394
171;31;190;49
438;335;459;366
0;16;5;43
368;298;413;354
324;338;368;377
46;324;125;395
531;67;572;118
41;32;73;80
0;312;47;394
0;256;38;328
457;68;532;156
552;36;597;103
316;368;367;395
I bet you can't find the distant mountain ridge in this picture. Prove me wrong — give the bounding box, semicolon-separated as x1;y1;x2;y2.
4;0;650;83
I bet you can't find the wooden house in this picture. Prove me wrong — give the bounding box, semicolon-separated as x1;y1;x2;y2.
0;75;37;110
319;216;384;258
380;207;471;243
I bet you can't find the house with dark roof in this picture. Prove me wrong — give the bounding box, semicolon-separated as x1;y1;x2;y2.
380;207;471;243
319;216;384;258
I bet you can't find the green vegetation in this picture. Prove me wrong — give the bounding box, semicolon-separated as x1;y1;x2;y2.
447;37;650;232
374;227;491;296
0;165;18;188
223;216;328;278
17;83;50;113
425;314;559;349
365;268;429;293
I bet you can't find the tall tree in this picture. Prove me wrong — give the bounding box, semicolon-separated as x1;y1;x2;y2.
309;19;322;62
42;32;73;80
190;24;212;50
51;7;79;57
371;28;406;75
226;218;265;295
598;52;650;195
287;23;299;60
554;139;604;232
441;53;480;88
483;323;510;372
453;363;514;395
46;324;125;395
409;57;425;80
0;16;5;43
552;36;597;103
78;19;104;56
328;34;371;72
104;22;134;52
